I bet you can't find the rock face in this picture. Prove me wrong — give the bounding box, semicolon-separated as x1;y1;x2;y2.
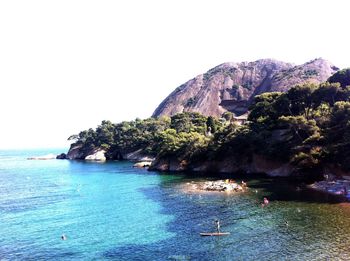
153;58;338;117
133;161;152;168
150;154;296;177
66;144;155;162
66;144;106;161
85;149;107;161
122;149;155;162
67;144;86;160
56;153;67;159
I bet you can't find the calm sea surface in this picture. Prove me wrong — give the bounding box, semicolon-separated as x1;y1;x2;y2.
1;149;350;260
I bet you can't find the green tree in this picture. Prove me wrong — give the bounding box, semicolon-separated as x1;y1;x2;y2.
312;82;349;107
328;68;350;88
95;120;115;149
206;116;217;133
248;92;284;125
286;83;317;119
170;112;207;133
222;111;233;122
324;101;350;170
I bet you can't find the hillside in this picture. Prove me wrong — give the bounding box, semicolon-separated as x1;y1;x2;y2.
66;68;350;179
153;58;338;117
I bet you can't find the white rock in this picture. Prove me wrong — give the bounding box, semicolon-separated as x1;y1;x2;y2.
133;161;152;168
85;150;106;161
123;149;155;161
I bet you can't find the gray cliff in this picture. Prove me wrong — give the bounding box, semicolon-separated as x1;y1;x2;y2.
153;58;338;117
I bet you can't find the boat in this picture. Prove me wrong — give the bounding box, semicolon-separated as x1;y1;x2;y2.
200;232;230;236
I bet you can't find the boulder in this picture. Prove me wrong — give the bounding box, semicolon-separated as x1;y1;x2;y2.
133;161;152;168
85;149;106;161
56;153;67;159
199;180;246;192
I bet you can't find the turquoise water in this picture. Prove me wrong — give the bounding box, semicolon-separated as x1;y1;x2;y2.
1;150;350;260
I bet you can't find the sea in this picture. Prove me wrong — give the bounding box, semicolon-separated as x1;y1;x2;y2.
1;149;350;260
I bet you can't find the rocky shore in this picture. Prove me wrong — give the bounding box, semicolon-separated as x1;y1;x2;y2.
309;178;350;200
186;179;247;193
55;145;350;202
133;161;152;168
149;154;295;177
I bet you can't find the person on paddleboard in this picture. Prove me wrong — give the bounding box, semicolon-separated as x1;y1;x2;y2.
215;219;221;233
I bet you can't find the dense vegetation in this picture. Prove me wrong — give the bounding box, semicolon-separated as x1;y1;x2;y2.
69;69;350;177
68;112;216;160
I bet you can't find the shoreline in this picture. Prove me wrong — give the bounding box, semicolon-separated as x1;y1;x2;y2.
54;151;350;202
308;179;350;201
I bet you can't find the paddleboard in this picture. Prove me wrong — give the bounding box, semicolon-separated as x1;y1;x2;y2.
200;232;230;236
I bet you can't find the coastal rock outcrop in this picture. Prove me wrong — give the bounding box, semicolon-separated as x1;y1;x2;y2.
66;144;106;161
85;149;106;161
150;154;296;177
184;180;247;193
133;161;152;168
149;158;189;172
153;58;338;117
122;149;155;162
56;153;67;159
67;144;86;160
66;144;155;162
200;180;246;192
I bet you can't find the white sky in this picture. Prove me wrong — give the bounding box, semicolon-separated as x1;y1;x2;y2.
1;0;350;149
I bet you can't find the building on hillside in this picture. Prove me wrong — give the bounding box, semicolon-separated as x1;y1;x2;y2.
232;114;248;125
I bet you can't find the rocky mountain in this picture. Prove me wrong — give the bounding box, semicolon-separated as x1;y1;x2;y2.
153;58;339;117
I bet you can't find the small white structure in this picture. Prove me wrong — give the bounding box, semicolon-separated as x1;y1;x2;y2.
232;114;248;125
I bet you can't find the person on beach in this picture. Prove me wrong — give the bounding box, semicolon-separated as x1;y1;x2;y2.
215;219;221;233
